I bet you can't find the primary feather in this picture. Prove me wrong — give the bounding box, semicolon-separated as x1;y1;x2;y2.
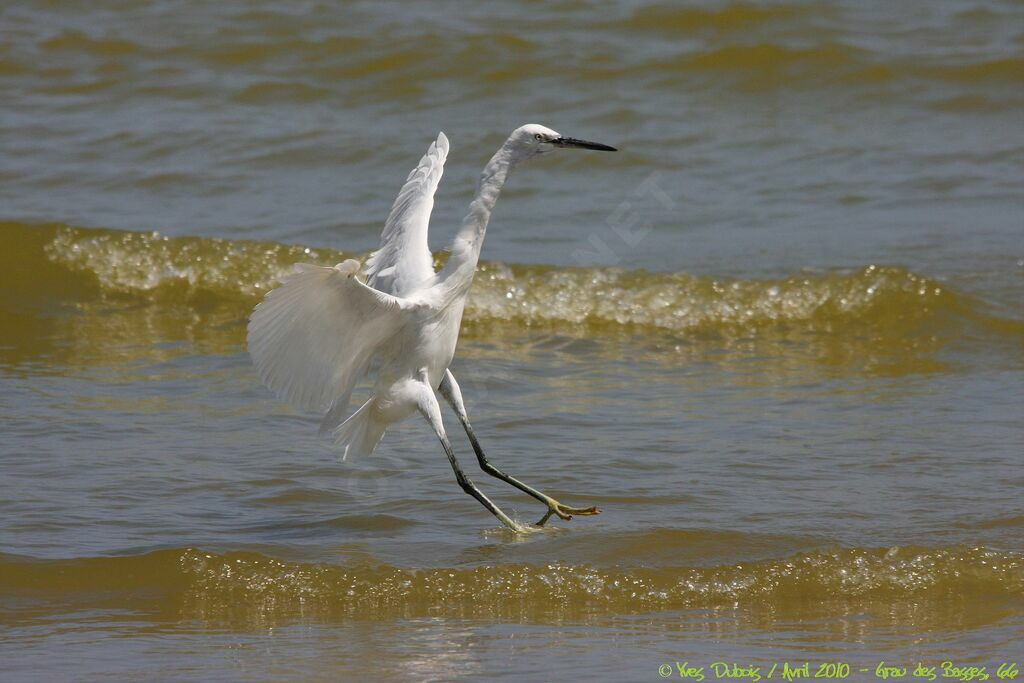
365;132;449;297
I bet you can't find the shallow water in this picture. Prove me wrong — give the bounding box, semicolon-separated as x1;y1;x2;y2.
1;1;1023;681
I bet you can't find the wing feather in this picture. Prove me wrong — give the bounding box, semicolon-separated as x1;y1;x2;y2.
365;132;449;296
247;260;416;415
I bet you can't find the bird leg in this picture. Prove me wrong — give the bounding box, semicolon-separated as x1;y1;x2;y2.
439;370;600;526
461;417;599;526
438;434;530;533
417;381;529;533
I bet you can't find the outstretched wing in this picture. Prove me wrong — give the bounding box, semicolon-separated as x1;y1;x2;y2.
364;132;449;297
247;259;418;416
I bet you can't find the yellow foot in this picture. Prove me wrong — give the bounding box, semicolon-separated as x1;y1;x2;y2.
535;500;601;527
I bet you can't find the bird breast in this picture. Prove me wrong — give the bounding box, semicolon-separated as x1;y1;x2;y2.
377;300;465;393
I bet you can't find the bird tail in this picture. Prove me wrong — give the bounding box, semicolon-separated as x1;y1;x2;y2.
333;397;386;460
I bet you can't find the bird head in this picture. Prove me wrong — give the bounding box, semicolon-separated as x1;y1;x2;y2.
508;124;617;161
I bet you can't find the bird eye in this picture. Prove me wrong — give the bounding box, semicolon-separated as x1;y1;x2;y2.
534;133;543;141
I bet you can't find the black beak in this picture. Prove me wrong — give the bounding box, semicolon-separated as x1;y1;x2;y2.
551;137;617;152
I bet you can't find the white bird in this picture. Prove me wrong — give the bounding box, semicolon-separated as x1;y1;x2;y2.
247;124;616;532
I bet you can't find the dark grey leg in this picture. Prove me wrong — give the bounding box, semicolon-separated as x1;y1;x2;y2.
438;369;600;525
416;379;525;532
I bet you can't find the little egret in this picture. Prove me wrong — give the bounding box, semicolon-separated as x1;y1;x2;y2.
247;124;616;532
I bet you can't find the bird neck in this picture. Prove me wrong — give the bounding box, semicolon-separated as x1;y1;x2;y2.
441;141;519;293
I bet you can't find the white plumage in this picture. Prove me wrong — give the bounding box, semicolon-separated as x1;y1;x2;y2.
365;132;449;297
248;260;416;413
247;125;615;531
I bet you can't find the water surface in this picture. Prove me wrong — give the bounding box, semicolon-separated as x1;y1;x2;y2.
1;1;1022;680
